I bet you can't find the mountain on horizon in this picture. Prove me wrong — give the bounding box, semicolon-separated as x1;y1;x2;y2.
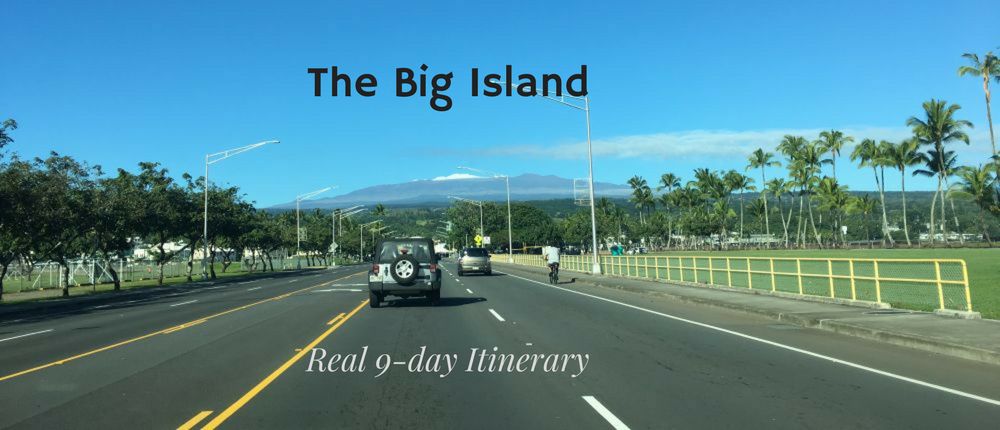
269;173;632;209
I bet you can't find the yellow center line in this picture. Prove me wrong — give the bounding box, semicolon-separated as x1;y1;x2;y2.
177;410;213;430
0;271;366;383
200;299;369;430
326;312;346;325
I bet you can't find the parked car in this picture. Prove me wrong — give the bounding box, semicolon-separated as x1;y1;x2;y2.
457;247;491;276
368;237;441;308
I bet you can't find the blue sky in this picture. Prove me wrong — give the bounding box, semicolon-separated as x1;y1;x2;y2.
2;0;996;207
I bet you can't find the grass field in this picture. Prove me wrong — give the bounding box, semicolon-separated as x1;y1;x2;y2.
0;263;256;304
638;248;999;319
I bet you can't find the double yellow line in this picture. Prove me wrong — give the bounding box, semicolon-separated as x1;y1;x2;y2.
0;271;365;383
185;299;368;429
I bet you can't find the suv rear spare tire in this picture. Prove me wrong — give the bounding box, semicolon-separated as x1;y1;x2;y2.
390;254;420;285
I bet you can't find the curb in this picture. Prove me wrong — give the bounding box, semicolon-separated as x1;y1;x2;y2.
497;263;1000;366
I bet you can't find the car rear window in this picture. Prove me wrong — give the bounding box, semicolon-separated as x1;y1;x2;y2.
378;240;433;263
463;248;488;257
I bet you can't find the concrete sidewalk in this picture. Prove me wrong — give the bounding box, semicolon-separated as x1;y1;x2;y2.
495;262;1000;366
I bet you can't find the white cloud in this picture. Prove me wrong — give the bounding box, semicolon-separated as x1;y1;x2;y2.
431;173;483;181
478;127;993;160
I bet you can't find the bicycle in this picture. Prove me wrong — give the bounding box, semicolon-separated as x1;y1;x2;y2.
548;262;559;285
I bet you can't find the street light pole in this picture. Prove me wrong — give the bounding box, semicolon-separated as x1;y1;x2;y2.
490;78;601;274
458;166;514;262
360;220;380;263
295;186;334;269
583;96;601;274
202;140;279;279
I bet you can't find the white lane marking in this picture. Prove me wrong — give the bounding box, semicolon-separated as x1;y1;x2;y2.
169;300;198;307
582;396;630;430
315;289;363;292
326;283;367;287
0;329;54;343
498;271;1000;408
466;288;473;294
488;309;506;322
247;286;262;291
238;280;255;285
90;304;112;310
526;342;533;346
204;286;224;290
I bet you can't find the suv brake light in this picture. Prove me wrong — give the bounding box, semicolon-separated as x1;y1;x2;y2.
371;264;379;275
430;263;438;271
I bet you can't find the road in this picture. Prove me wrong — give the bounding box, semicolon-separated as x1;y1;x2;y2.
1;262;999;429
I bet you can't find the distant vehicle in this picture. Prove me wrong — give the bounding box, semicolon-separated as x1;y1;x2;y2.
457;247;491;276
368;238;441;308
563;246;582;255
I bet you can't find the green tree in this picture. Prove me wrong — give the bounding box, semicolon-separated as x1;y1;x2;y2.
747;148;780;238
816;177;851;246
850;194;878;245
958;51;1000;160
949;165;998;244
0;119;17;150
724;170;754;239
136;162;192;285
885;138;922;245
907;99;972;244
0;156;38;300
90;168;142;290
32;153;97;296
817;130;853;180
851;138;893;246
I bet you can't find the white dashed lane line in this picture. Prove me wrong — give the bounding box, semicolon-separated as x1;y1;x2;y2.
169;300;198;307
582;396;631;430
0;329;54;343
466;288;473;294
488;309;505;322
247;287;262;291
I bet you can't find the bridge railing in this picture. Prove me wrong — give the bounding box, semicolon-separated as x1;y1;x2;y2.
495;254;972;312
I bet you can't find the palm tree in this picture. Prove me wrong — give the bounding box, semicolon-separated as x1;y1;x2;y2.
851;138;893;246
817;130;854;180
816;178;851;246
949;165;998;245
724;170;754;239
767;178;792;247
747;148;780;238
958;51;1000;160
850;194;877;246
794;142;824;247
627;175;653;224
777;135;808;158
658;173;680;193
596;197;614;216
906;99;973;244
884;138;921;246
914;149;962;242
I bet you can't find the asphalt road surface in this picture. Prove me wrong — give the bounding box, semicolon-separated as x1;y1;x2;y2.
1;262;999;429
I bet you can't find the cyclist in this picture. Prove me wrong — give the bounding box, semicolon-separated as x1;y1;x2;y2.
541;244;560;284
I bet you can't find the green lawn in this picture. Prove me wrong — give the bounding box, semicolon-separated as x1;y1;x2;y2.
635;248;999;319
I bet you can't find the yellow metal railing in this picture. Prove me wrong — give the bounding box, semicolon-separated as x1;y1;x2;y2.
493;254;972;312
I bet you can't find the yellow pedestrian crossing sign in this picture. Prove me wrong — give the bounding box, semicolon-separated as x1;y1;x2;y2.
474;234;483;246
